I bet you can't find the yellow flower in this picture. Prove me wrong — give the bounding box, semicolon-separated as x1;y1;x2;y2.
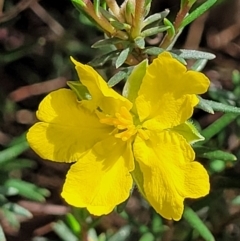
27;52;210;220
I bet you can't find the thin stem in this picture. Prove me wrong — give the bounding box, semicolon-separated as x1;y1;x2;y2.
160;4;191;49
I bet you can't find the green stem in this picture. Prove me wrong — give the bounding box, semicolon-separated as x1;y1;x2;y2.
160;3;192;49
201;113;240;144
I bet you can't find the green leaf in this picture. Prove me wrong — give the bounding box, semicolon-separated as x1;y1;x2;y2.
110;20;130;31
115;47;131;68
108;225;131;241
67;81;91;100
197;97;214;114
0;225;6;241
183;206;215;241
171;49;215;60
201;113;240;144
65;213;81;235
172;121;204;144
134;37;145;49
163;18;175;38
143;10;170;28
4;179;50;202
139;233;155;241
71;0;86;8
144;47;164;56
0;140;29;165
194;146;237;161
198;98;240;114
108;68;132;87
191;59;208;71
0;158;35;172
92;38;126;48
3;203;33;218
141;26;170;37
52;220;78;241
123;59;148;113
1;207;20;230
169;52;187;65
0;186;18;196
180;0;217;28
89;50;119;67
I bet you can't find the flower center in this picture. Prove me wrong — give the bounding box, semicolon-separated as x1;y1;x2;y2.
100;106;137;141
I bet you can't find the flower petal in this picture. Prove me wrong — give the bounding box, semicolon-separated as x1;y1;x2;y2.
27;89;112;162
141;94;199;131
133;130;209;220
61;137;134;215
136;52;210;126
71;57;132;115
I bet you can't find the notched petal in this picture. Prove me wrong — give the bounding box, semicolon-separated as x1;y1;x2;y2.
61;137;134;215
133;130;209;220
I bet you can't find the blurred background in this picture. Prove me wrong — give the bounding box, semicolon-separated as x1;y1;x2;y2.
1;0;240;240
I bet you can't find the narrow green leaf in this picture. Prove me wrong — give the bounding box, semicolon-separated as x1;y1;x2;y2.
198;98;240;114
163;18;175;38
4;179;50;202
170;53;187;65
0;187;18;196
1;207;20;230
141;25;170;37
3;203;33;218
0;225;6;241
183;206;215;241
143;10;170;27
134;37;145;49
201;113;240;143
65;213;81;235
52;220;78;241
108;68;132;87
194;146;237;161
71;0;86;8
180;0;217;28
89;50;119;67
110;20;130;30
197;97;214;114
115;47;130;68
67;81;91;100
0;158;35;172
191;59;208;71
92;38;126;48
108;225;131;241
171;49;215;60
0;140;29;165
144;47;164;56
139;233;155;241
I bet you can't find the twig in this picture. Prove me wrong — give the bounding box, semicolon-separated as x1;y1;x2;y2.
0;0;38;23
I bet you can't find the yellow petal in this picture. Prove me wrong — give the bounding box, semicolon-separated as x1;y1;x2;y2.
133;130;209;221
71;57;132;115
136;52;210;125
27;89;112;162
61;137;134;215
141;94;199;131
